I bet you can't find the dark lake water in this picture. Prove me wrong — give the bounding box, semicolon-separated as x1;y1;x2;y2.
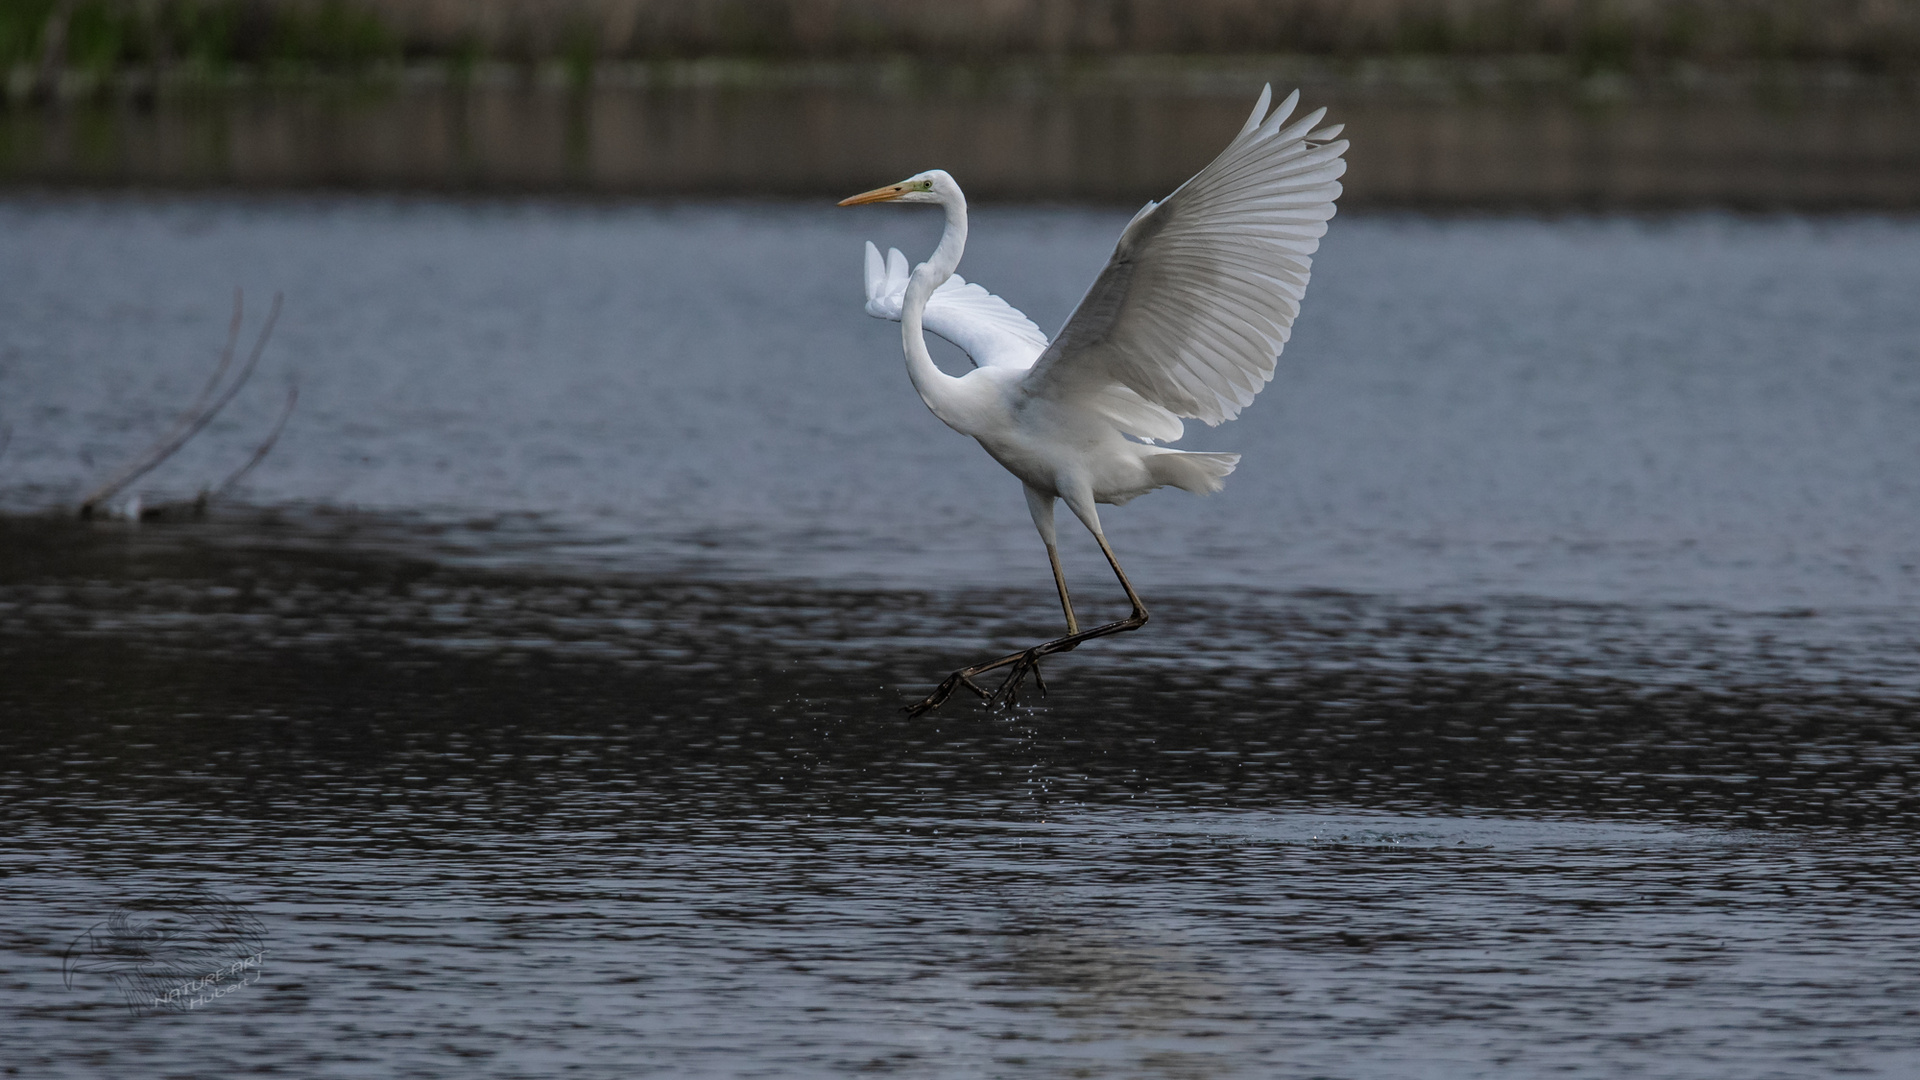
3;197;1919;1077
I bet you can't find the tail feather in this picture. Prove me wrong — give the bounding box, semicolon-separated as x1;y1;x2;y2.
1146;449;1240;495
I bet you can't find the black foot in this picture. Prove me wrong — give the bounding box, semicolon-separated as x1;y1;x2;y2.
906;651;1052;717
902;610;1141;718
986;651;1048;711
904;670;991;718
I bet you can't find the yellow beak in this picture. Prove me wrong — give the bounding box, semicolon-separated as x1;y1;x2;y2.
838;183;910;206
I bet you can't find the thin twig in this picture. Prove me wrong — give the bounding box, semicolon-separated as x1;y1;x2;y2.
211;380;299;501
79;290;246;513
176;287;246;439
79;291;283;518
105;290;245;502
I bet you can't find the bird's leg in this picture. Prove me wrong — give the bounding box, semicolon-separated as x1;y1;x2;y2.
1046;539;1080;636
1091;530;1149;622
983;530;1147;708
905;531;1149;717
969;542;1078;711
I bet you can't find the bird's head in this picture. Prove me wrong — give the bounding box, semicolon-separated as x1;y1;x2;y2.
838;170;956;207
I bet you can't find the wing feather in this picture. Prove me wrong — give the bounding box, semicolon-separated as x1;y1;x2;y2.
1020;89;1347;426
862;241;1049;371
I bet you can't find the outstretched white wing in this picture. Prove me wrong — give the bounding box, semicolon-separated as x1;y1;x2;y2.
1020;86;1347;433
863;241;1049;371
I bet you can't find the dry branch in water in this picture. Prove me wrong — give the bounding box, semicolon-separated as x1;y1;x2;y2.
77;290;293;521
212;381;300;502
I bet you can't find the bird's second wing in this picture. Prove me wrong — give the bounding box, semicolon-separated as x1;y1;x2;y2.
1021;87;1347;426
863;242;1050;371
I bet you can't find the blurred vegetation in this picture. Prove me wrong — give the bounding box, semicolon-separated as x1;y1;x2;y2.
1;0;394;77
4;0;1918;82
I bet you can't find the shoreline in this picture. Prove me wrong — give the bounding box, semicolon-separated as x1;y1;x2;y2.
4;58;1916;209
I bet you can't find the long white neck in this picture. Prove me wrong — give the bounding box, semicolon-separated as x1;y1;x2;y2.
901;191;969;422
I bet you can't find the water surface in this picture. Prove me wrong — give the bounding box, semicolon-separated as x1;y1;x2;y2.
3;198;1919;1077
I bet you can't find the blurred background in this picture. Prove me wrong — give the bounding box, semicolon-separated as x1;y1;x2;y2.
4;0;1918;206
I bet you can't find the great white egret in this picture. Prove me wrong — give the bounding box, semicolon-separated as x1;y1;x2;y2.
842;86;1347;716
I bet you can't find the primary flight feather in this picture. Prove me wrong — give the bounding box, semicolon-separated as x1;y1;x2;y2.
842;85;1347;715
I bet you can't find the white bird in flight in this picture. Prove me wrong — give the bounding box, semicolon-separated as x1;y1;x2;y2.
841;86;1347;716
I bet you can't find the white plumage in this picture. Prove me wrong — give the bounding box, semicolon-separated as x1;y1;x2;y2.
841;85;1347;715
862;243;1048;371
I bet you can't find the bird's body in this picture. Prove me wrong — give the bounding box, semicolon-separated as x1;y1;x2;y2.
842;86;1347;713
925;362;1223;509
